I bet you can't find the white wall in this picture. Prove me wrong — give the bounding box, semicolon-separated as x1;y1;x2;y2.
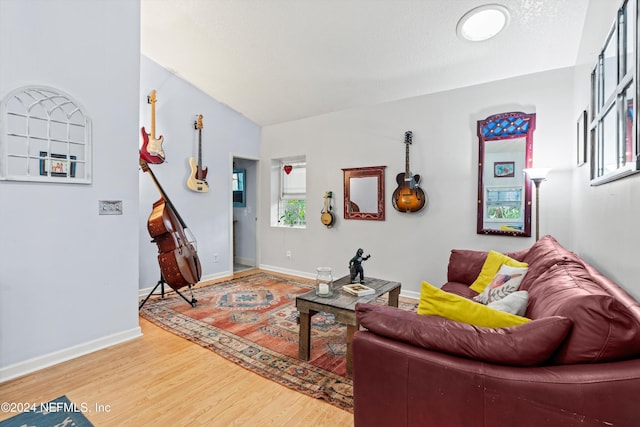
138;57;260;288
260;68;576;298
0;0;141;380
571;150;640;301
569;5;640;301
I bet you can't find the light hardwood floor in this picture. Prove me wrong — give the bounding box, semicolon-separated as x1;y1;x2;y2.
0;273;354;426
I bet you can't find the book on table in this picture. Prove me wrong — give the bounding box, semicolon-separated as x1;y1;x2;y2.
342;283;375;296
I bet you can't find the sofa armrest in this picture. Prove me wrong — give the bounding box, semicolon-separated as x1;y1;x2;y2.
353;331;640;427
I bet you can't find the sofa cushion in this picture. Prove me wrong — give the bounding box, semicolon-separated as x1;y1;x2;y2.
441;282;478;299
417;281;530;328
447;249;528;286
526;262;640;364
447;249;490;285
469;250;528;293
519;235;584;291
356;303;572;366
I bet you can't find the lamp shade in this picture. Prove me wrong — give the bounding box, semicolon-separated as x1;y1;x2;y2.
523;168;551;180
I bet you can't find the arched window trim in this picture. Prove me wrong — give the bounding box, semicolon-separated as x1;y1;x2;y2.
0;85;92;184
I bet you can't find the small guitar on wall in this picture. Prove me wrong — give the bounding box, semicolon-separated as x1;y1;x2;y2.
392;131;427;213
140;89;166;164
321;191;335;227
187;114;209;193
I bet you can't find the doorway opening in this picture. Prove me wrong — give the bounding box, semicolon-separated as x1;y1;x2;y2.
232;156;258;273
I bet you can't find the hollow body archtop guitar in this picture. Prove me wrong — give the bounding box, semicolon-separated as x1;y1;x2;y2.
187;114;209;193
392;131;427;213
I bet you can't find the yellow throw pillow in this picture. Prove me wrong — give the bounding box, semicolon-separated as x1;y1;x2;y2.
469;250;528;293
417;281;530;328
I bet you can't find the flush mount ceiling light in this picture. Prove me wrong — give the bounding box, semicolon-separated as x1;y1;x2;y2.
457;4;510;42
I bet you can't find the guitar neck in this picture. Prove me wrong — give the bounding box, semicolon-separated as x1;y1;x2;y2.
405;143;410;176
149;91;157;139
198;129;203;170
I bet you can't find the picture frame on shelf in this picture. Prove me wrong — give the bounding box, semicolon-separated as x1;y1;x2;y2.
39;151;77;178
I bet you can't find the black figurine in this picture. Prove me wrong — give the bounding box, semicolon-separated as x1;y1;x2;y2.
349;248;371;284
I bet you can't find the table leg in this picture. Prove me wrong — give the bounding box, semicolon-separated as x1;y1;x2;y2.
298;310;311;361
388;287;400;307
346;322;358;376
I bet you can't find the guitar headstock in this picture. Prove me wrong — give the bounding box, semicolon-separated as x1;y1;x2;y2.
147;89;157;105
195;114;203;130
404;131;413;144
324;191;333;199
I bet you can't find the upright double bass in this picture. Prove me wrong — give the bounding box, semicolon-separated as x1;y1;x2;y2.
140;158;201;300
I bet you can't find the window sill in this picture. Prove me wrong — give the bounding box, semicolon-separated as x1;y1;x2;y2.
272;224;307;229
590;161;640;186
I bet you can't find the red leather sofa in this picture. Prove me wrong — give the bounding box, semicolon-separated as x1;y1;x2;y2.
353;236;640;426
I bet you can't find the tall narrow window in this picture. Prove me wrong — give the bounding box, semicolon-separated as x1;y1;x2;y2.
271;157;306;227
590;0;639;185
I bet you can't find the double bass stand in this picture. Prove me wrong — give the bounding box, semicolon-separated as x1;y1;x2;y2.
138;275;198;309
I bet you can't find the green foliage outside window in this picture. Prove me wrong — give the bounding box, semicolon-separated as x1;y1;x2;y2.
279;200;306;226
488;205;521;219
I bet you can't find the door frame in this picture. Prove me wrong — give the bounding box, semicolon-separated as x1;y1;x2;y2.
229;153;259;273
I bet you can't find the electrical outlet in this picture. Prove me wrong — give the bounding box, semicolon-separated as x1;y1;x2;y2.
213;253;219;263
286;250;292;259
98;200;122;215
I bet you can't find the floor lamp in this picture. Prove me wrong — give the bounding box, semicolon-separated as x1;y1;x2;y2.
523;168;551;240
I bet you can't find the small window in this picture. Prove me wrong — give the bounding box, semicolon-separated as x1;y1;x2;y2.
271;157;306;227
232;169;246;207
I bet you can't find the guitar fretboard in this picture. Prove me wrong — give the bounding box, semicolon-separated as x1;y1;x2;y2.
404;131;412;178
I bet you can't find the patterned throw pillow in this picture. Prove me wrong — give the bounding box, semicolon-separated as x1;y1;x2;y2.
473;265;528;304
488;290;529;316
469;250;528;293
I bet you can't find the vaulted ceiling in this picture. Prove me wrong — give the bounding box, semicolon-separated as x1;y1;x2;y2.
141;0;615;126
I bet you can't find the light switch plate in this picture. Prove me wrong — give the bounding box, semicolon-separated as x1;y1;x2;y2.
99;200;123;215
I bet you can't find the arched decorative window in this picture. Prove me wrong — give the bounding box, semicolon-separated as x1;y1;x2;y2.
1;86;92;183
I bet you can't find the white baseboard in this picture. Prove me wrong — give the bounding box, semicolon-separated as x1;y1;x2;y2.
234;256;255;267
0;327;142;383
199;270;233;283
259;264;316;280
402;289;420;300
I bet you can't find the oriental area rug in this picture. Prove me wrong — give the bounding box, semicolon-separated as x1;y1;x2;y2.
141;271;370;410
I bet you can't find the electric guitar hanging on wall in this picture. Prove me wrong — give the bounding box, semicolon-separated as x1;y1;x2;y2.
392;131;427;213
140;89;166;164
187;114;209;193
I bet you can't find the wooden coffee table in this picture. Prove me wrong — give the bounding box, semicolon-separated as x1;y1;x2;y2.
296;275;401;376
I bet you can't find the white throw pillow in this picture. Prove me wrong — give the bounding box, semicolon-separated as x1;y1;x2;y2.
488;290;529;316
473;264;528;304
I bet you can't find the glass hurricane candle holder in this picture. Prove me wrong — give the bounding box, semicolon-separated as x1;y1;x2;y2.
315;267;334;297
